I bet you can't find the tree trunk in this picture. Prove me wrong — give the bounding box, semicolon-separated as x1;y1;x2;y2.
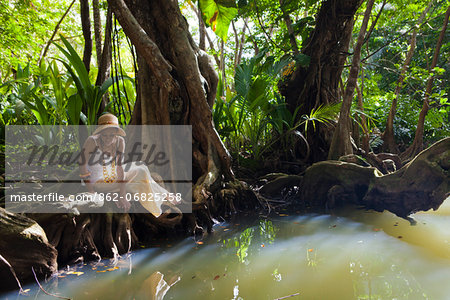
400;6;449;161
80;0;92;73
279;0;363;161
197;4;206;50
219;39;226;91
328;0;375;160
356;82;369;152
382;1;433;154
93;0;103;68
108;0;258;233
236;19;247;67
96;6;113;111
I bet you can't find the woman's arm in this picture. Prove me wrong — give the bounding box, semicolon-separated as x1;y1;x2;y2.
79;136;96;193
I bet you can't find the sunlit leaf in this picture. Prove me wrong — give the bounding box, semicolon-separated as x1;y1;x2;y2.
66;271;84;276
198;0;237;41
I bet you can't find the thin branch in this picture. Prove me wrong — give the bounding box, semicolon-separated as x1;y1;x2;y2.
279;0;299;54
107;0;174;88
32;267;72;300
244;19;260;55
38;0;76;65
205;30;221;66
0;254;23;293
361;6;437;62
275;292;301;300
236;18;247;66
231;20;240;70
187;1;220;65
364;0;386;45
253;0;288;52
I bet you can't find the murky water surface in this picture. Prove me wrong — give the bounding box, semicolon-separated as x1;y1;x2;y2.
3;200;450;300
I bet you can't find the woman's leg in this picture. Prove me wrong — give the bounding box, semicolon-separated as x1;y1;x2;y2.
124;162;165;217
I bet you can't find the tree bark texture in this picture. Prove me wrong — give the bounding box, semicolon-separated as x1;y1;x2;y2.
301;137;449;220
96;6;113;111
93;0;103;68
80;0;93;73
401;5;449;161
198;5;206;50
0;209;57;292
328;0;375;160
279;0;363;161
356;82;369;152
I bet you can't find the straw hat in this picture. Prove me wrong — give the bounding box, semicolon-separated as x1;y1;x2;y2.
92;113;126;136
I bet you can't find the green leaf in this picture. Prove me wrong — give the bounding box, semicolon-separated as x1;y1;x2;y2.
199;0;237;41
67;94;82;125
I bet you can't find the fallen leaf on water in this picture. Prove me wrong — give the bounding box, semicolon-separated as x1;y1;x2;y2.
67;271;84;276
279;214;289;217
308;248;314;252
214;275;220;280
92;267;97;270
96;270;107;273
58;275;66;278
196;241;204;245
106;267;119;272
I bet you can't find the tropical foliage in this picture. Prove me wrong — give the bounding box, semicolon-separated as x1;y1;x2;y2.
0;0;448;163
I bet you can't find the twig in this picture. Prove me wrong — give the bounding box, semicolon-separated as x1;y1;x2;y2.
275;292;300;300
253;0;288;52
38;0;77;65
0;254;23;293
361;5;438;63
364;0;387;45
31;267;72;300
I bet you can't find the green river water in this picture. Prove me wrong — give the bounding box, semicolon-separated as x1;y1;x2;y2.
2;200;450;300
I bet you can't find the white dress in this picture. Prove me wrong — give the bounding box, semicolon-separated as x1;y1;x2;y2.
87;135;166;216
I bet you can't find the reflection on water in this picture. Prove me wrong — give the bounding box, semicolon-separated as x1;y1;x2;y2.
3;200;450;300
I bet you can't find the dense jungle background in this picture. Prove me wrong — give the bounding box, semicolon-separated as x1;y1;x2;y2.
0;0;449;297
